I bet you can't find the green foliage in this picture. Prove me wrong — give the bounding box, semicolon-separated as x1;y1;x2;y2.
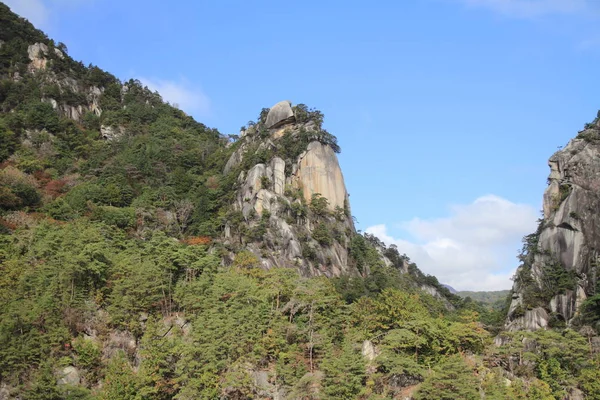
232;250;259;268
309;192;329;217
579;294;600;328
2;5;598;397
414;355;480;400
0;166;41;209
511;219;579;311
293;103;324;126
312;222;333;246
91;205;135;228
99;352;139;400
580;360;600;398
321;341;366;399
21;362;63;400
72;336;102;383
456;290;510;306
277;126;341;163
348;233;384;274
260;174;270;190
0;117;16;161
537;357;567;398
24;101;60;132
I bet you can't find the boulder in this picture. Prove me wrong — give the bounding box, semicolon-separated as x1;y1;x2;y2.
101;125;124;141
566;388;585;400
57;366;81;386
265;100;295;129
0;384;12;400
362;340;376;362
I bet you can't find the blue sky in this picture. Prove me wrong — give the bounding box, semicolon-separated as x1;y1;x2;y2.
6;0;600;290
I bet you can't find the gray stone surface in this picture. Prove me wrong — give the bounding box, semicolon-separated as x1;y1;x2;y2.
361;340;376;362
57;366;81;386
27;43;48;70
271;157;286;195
265;100;295;129
566;388;585;400
507;121;600;329
506;307;549;331
293;141;349;211
228;114;358;277
0;384;11;400
100;125;124;141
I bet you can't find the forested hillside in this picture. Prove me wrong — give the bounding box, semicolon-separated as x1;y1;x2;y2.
1;3;599;399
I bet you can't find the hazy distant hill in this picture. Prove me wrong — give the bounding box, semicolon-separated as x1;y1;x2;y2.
456;290;510;306
441;284;457;294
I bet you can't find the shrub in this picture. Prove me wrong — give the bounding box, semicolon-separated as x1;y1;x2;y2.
185;236;212;246
0;166;41;209
91;206;135;228
260;175;270;190
309;193;329;217
0;119;16;162
312;222;333;246
233;250;260;268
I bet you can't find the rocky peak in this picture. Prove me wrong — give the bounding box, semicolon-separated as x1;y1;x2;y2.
223;100;356;276
265;100;295;129
506;114;600;331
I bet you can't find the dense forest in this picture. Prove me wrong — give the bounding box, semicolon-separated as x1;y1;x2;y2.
0;3;599;399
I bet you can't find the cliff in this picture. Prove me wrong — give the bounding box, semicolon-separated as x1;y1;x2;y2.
506;114;600;331
222;100;357;276
0;5;479;398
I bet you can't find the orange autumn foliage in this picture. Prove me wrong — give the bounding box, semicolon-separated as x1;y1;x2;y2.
184;236;211;246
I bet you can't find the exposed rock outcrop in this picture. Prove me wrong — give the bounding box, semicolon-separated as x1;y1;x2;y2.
293;141;349;211
506;307;549;331
506;116;600;330
58;366;81;386
28;42;48;70
265;100;295;129
224;100;356;277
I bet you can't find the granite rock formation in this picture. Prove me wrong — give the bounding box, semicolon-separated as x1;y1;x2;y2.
506;115;600;330
223;101;356;276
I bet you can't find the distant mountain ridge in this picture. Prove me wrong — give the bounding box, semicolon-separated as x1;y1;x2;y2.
442;284;457;294
456;290;510;306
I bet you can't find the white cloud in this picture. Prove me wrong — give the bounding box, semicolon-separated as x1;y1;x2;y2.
366;195;538;291
138;77;211;117
459;0;590;17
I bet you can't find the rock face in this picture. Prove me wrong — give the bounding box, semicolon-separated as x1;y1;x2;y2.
505;307;549;331
23;43;104;123
294;141;349;211
58;366;81;386
506;117;600;330
361;340;377;362
224;100;357;277
27;42;48;70
265;100;295;129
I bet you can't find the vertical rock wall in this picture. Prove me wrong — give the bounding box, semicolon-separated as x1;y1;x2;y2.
506;119;600;330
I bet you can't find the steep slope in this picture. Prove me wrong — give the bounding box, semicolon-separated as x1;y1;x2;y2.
0;2;232;239
222;100;357;276
506;113;600;330
3;4;600;399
